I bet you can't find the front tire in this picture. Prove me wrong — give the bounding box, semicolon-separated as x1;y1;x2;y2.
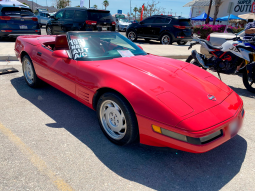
127;30;137;42
22;55;42;88
186;55;207;70
97;92;139;145
243;66;255;93
46;26;53;35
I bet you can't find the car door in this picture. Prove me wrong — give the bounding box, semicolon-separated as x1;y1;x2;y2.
52;10;65;34
151;17;171;38
61;10;75;32
138;17;155;37
33;45;77;97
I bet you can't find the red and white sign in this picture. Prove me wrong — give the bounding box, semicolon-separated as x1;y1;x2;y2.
251;2;255;13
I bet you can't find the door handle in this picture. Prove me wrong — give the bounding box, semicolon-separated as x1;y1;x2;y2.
37;52;42;56
147;25;151;27
162;26;167;27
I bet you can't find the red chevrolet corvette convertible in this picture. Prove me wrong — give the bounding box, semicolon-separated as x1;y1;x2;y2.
15;31;244;153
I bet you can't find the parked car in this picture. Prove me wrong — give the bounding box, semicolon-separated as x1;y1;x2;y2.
46;7;116;35
15;31;244;153
126;15;193;45
200;30;245;57
0;4;41;38
116;18;131;31
35;11;50;28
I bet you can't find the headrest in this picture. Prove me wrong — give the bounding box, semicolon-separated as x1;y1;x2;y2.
55;35;69;50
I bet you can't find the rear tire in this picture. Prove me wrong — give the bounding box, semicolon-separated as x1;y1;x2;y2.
177;41;187;45
96;92;139;145
160;33;172;45
242;66;255;93
22;55;42;88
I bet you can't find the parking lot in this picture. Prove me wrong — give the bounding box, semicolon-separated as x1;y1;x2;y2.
0;30;255;190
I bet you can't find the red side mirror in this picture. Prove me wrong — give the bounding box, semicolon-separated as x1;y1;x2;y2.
137;45;143;50
52;50;69;59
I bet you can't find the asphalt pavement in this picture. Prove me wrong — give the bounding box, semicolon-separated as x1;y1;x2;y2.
0;61;254;190
0;27;199;61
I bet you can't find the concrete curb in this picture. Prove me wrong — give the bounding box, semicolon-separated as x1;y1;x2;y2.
0;55;18;61
0;54;189;61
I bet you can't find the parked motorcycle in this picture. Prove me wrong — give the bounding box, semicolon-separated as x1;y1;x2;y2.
186;29;255;93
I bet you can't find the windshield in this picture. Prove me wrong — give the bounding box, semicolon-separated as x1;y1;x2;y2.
67;32;147;61
1;7;34;16
119;19;129;23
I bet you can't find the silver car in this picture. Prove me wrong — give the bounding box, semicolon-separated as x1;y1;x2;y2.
116;18;131;32
200;30;245;56
36;12;50;28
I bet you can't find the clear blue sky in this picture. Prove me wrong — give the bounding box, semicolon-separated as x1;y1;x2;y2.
39;0;191;18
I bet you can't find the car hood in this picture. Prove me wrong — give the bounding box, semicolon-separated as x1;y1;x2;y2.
97;55;233;125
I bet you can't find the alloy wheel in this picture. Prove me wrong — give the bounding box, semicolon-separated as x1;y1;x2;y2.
128;31;136;41
99;100;127;140
161;35;170;45
23;58;34;85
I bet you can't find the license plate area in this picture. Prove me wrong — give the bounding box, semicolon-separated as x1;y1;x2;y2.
19;25;27;29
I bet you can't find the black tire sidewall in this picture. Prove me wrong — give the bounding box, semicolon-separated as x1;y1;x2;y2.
96;92;139;145
47;26;53;35
127;30;137;42
177;41;187;45
243;67;255;93
160;33;172;45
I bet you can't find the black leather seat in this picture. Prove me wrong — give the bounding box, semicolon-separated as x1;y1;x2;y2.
200;39;222;50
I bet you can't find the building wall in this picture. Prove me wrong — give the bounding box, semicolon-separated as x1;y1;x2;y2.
192;0;255;18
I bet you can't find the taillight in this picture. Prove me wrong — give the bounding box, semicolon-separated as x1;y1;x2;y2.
206;35;210;41
86;20;97;25
173;25;186;29
112;21;116;25
0;16;11;20
32;17;38;21
1;30;12;32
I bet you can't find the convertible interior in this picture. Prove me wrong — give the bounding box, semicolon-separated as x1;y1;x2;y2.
42;35;69;51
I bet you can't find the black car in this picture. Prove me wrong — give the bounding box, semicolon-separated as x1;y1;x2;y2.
0;4;41;39
46;7;115;35
126;15;192;45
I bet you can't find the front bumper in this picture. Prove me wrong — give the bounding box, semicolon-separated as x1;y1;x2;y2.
118;25;129;31
138;95;244;153
0;29;41;37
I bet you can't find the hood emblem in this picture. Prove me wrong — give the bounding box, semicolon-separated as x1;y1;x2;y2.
208;94;216;101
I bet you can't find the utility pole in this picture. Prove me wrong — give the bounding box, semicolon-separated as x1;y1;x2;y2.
130;0;131;19
89;0;90;8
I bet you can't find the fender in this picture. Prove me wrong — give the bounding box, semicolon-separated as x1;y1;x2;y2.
191;50;208;69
